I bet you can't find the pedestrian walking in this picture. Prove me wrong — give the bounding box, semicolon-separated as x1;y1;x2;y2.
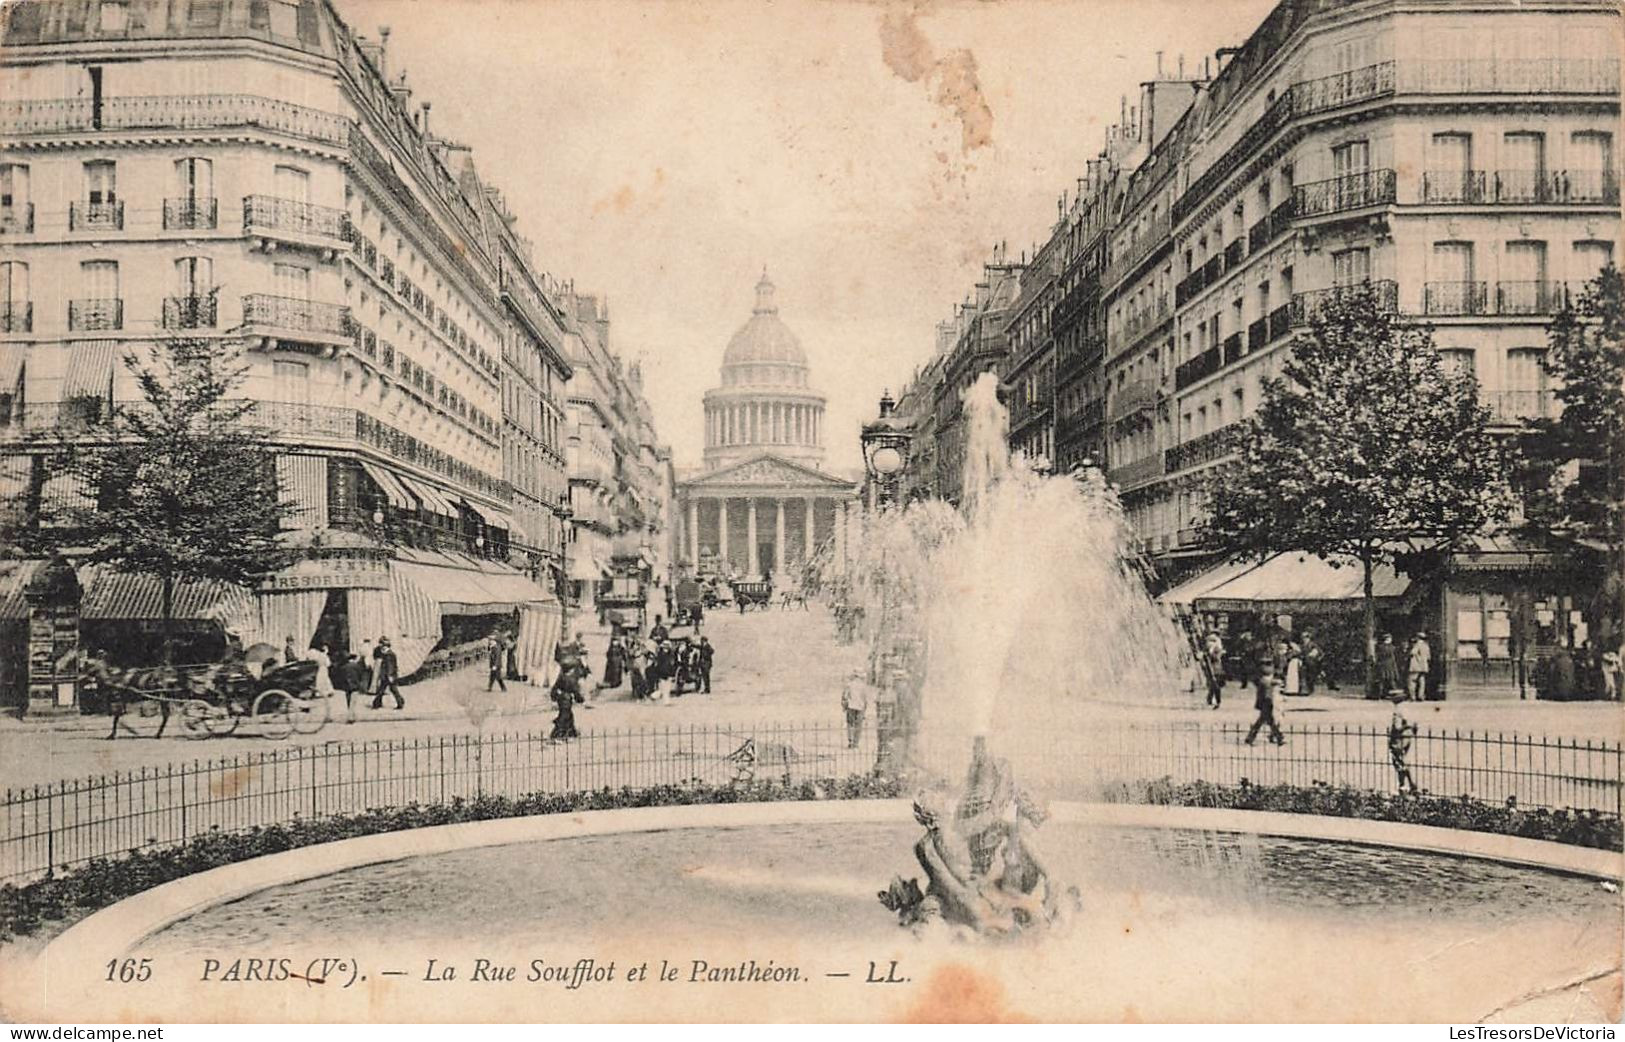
1602;645;1622;701
1202;631;1225;709
1243;660;1285;746
485;635;508;692
1407;632;1431;701
841;669;870;749
599;634;625;690
370;637;405;709
650;615;670;643
1301;630;1324;694
1387;696;1420;794
305;641;333;695
333;651;363;723
697;636;714;693
551;664;584;740
1375;632;1403;699
691;599;704;632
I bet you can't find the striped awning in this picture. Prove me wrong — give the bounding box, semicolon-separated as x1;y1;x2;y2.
78;566;254;623
39;470;92;523
62;341;117;400
1157;557;1264;608
0;454;32;507
275;454;329;529
1193;552;1410;614
460;499;487;524
397;474;457;519
359;460;413;511
0;559;43;620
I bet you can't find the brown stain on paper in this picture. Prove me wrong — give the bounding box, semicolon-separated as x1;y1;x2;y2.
897;964;1034;1023
879;5;993;153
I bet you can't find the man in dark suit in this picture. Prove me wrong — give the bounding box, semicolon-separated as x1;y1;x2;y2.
697;636;714;693
371;637;405;709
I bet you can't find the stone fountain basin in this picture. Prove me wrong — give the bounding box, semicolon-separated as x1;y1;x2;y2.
9;801;1621;1023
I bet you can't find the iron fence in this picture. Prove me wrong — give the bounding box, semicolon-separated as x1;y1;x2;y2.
1;720;1618;885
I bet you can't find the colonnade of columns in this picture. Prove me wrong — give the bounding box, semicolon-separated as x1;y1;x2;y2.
704;401;823;448
683;494;855;578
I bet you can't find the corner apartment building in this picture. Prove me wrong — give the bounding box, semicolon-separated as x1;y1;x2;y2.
0;0;581;690
1111;0;1619;574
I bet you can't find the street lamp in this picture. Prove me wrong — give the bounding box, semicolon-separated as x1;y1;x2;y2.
860;390;912;511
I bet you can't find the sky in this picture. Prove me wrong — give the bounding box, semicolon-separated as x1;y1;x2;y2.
338;0;1278;472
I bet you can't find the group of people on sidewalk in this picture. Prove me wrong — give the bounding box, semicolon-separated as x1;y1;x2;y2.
596;616;715;702
1199;628;1329;710
287;635;406;721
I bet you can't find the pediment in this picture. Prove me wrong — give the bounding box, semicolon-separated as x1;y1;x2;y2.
681;454;857;492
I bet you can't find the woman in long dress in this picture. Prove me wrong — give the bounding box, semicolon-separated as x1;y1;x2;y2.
305;642;333;696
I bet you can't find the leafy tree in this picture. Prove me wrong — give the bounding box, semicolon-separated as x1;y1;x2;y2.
1206;283;1516;696
45;338;298;662
1516;264;1624;633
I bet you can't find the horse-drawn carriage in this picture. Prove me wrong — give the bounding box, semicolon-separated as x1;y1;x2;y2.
730;580;773;612
82;656;330;740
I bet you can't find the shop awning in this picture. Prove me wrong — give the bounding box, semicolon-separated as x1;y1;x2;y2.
0;559;43;620
78;566;254;623
62;341;117;400
359;460;413;511
396;475;457;519
461;499;487;525
391;550;551;615
1157;556;1263;608
1194;552;1410;614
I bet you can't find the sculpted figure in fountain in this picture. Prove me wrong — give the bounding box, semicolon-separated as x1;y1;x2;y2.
880;737;1079;939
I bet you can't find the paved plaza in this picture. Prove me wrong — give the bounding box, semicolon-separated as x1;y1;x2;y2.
1;602;1620;792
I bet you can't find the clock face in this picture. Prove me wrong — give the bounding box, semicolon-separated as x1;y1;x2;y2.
870;446;904;475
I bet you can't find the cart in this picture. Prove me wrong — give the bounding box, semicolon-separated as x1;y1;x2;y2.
730;580;774;611
84;658;330;740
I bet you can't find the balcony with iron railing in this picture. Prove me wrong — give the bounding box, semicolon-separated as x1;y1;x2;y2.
1174;344;1222;391
1;204;34;235
1103;209;1174;288
163;197;217;231
1293;170;1397;219
0;94;349;146
1268;303;1294;343
1223;238;1245;270
1485;389;1560;425
1422;281;1490;317
1496;281;1568;316
1221;332;1245;368
1169;56;1618;227
1291;280;1400;324
68;298;122;331
1107;453;1165;490
1165;420;1244;474
241;294;352;343
1421;170;1489;204
68;200;123;231
163;294;217;330
1491;170;1620;206
243;195;351;245
1108;378;1159;425
1247;317;1268;354
1;302;31;333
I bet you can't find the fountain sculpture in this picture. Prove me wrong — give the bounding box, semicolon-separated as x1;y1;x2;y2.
864;372;1182;938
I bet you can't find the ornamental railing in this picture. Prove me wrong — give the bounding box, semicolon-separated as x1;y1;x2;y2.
1422;281;1490;317
1108;378;1158;425
162;196;217;230
1293;169;1397;219
1421;170;1489;204
0;94;349;146
1221;332;1244;368
240;293;351;336
1397;58;1620;95
1495;281;1568;316
1485;389;1560;424
68;297;122;331
0;302;31;333
242;194;350;241
1290;280;1399;324
68;200;123;231
1174;344;1221;391
1165;420;1243;473
162;294;216;330
1;204;35;234
1107;453;1165;491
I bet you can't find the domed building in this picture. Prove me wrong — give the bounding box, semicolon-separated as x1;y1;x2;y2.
678;273;857;580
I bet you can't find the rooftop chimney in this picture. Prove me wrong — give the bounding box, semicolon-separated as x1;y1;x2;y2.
378;25;391;80
420;101;431;136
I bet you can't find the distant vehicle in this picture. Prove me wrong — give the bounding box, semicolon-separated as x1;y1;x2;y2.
731;580;773;611
674;578;705;625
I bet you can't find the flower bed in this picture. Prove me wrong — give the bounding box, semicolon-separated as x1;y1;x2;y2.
1102;777;1624;852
